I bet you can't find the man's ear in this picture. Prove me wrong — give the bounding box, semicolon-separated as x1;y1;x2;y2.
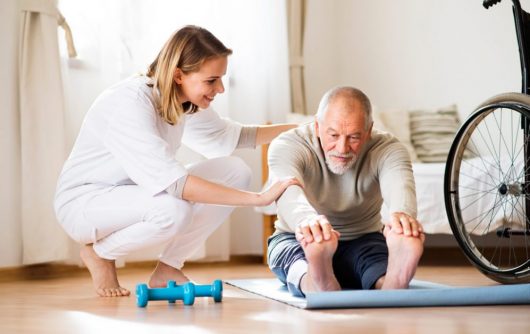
367;121;373;138
173;68;183;84
314;116;320;138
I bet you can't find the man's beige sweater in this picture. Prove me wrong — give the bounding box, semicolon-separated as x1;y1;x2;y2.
268;123;417;240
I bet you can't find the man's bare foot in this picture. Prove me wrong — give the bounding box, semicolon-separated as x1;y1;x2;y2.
380;229;424;289
80;245;130;297
300;231;341;294
148;261;191;288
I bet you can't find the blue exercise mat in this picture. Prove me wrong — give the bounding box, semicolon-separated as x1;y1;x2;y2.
225;278;530;309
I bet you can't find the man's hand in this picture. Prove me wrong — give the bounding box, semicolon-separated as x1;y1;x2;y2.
386;212;423;237
295;215;340;247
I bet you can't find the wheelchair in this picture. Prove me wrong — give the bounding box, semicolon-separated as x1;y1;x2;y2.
444;0;530;283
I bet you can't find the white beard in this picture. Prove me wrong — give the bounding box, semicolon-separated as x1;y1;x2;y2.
324;150;357;175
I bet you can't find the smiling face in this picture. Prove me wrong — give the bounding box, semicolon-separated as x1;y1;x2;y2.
174;56;227;109
315;97;372;175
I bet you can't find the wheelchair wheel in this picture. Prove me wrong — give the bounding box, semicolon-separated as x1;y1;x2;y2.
444;92;530;283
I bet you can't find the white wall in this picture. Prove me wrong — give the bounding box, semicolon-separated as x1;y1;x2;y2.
304;0;521;119
0;0;22;267
2;0;526;267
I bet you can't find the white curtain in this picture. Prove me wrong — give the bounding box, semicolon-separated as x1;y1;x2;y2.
287;0;307;115
17;0;75;264
0;0;22;268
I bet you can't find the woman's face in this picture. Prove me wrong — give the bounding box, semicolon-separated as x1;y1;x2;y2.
174;56;227;109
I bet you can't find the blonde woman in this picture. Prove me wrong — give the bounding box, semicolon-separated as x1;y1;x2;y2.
54;25;298;297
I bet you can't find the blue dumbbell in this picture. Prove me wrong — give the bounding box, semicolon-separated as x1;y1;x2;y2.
194;280;223;302
136;280;195;307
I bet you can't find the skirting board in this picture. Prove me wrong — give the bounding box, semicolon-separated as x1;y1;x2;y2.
225;278;530;309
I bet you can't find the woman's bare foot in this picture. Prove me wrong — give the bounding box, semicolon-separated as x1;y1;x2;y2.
80;245;130;297
148;261;191;288
300;231;341;294
380;229;424;289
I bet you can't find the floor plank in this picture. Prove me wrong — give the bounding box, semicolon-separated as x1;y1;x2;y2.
0;262;529;334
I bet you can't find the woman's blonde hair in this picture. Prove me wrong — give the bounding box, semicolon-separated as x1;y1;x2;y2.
147;25;232;125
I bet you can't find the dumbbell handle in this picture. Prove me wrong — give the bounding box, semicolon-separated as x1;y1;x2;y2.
193;280;223;302
147;287;182;301
194;285;215;296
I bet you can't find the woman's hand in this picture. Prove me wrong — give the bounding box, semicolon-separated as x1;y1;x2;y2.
255;177;300;206
182;175;299;207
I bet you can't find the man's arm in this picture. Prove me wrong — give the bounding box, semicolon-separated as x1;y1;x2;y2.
268;133;321;231
268;129;340;243
378;141;423;237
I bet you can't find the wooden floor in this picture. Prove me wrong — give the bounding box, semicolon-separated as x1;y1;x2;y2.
1;259;529;334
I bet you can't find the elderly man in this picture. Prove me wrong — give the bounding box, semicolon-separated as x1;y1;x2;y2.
267;86;424;297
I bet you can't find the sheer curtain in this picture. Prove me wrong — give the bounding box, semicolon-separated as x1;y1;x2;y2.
0;0;22;268
17;0;77;265
58;0;290;262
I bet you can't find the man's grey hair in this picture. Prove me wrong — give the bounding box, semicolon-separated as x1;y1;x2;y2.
315;86;373;130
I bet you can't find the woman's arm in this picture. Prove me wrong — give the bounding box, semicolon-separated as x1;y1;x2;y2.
255;123;298;146
181;175;299;206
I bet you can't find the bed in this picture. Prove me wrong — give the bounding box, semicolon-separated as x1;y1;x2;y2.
382;162;451;234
